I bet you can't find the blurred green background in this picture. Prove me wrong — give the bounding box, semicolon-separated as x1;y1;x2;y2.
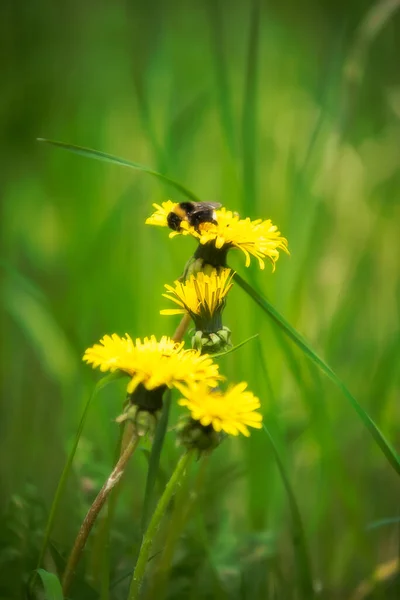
2;0;400;598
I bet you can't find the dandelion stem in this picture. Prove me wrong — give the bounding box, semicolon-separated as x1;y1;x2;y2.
35;373;120;576
127;450;194;600
149;454;209;597
172;313;191;342
62;434;140;596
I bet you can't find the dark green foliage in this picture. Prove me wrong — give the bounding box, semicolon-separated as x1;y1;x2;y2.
35;570;63;600
2;0;400;598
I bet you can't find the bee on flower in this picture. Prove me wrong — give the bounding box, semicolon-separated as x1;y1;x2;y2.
146;201;289;271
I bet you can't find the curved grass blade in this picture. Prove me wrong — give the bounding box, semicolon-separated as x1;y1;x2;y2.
206;0;236;153
262;424;315;598
366;516;400;531
235;273;400;476
35;569;63;600
212;333;259;359
140;389;172;534
37;138;200;202
36;372;124;570
241;0;261;208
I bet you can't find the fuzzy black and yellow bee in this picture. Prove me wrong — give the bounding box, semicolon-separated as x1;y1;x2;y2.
167;201;222;232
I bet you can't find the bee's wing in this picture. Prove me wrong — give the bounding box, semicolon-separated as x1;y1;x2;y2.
190;202;221;213
196;202;221;209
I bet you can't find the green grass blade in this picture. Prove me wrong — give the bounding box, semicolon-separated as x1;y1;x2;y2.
262;424;315;598
366;516;400;531
206;0;236;153
212;333;259;359
35;569;63;600
36;372;124;570
140;389;172;534
241;0;261;207
36;138;201;202
235;273;400;476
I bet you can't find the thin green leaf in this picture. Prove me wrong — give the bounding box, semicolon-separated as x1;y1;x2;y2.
140;389;172;534
366;516;400;531
262;424;315;599
37;372;124;570
35;569;63;600
235;273;400;476
206;0;236;153
212;333;259;359
241;0;261;207
37;138;200;202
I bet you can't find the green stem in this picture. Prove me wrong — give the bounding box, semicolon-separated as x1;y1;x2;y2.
150;455;209;597
62;434;140;596
97;426;126;600
35;373;121;576
128;451;194;600
172;313;191;342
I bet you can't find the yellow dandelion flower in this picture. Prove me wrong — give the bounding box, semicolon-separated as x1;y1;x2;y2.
159;350;222;392
178;382;263;437
197;208;289;270
146;203;288;270
145;201;192;238
160;268;234;320
145;201;176;228
83;334;222;395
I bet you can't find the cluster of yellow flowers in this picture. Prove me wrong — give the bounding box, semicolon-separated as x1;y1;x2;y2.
84;334;261;437
83;201;289;443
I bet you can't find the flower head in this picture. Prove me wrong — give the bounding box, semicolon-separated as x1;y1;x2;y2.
146;202;288;270
161;268;233;322
145;201;178;229
145;201;193;238
83;334;222;395
178;382;263;437
197;208;288;270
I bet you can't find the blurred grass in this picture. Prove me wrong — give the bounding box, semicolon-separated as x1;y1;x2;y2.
2;0;400;598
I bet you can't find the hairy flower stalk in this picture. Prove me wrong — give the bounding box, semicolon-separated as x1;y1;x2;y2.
62;434;140;596
172;313;192;343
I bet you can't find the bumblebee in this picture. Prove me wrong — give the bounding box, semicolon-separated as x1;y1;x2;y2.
167;201;222;232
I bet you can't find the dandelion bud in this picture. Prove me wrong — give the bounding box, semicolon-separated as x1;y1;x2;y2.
116;385;165;436
183;257;206;279
116;405;158;437
192;241;229;270
191;327;232;354
176;416;222;452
